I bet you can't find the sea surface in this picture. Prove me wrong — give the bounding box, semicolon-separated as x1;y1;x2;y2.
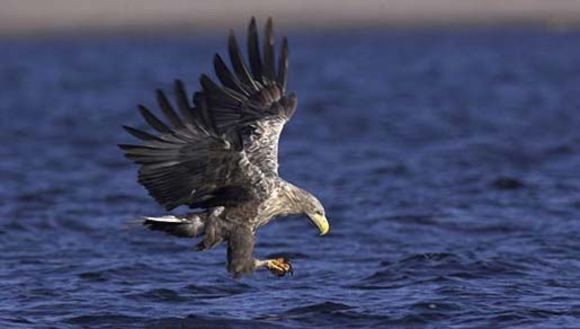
1;28;579;328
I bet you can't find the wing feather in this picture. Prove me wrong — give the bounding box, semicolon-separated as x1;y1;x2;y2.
173;80;197;125
228;31;259;91
277;37;289;92
120;18;296;210
138;105;172;134
214;54;250;96
122;125;162;142
156;89;184;129
193;91;219;134
263;17;276;82
209;17;296;174
247;17;263;83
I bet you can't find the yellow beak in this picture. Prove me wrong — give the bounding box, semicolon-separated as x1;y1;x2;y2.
310;213;330;236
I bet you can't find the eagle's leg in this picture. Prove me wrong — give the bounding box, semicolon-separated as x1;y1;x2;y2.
254;258;293;277
226;224;256;278
195;207;225;251
227;224;293;278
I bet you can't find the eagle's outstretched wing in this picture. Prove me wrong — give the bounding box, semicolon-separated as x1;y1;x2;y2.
119;17;296;211
207;17;296;175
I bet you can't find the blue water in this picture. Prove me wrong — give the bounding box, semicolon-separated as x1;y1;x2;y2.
1;29;580;328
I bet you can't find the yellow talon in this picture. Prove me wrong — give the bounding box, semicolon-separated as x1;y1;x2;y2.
266;258;293;277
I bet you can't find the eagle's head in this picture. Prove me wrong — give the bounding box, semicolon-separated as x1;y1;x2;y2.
300;192;329;236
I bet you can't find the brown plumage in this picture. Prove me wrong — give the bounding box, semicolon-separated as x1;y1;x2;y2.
119;17;329;278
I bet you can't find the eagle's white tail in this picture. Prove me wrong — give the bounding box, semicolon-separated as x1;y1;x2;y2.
143;213;205;238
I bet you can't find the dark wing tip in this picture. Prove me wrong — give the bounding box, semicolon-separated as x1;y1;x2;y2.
247;16;263;82
122;125;160;142
193;91;218;134
214;52;243;93
276;37;289;91
263;16;275;82
118;143;140;151
213;53;228;78
228;28;258;91
265;17;274;40
199;73;215;91
155;88;184;129
138;104;173;134
213;52;221;64
154;89;165;107
173;79;188;96
228;29;237;48
172;79;197;125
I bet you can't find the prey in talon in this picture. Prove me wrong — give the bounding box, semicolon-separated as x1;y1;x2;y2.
120;17;329;278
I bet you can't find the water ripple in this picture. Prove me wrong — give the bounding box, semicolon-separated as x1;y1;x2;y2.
1;29;579;328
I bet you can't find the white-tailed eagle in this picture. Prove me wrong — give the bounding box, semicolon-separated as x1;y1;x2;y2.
119;17;329;278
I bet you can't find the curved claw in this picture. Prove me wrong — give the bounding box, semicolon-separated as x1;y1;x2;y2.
267;257;293;277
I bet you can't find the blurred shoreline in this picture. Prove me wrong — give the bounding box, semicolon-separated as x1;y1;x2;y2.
3;0;580;38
